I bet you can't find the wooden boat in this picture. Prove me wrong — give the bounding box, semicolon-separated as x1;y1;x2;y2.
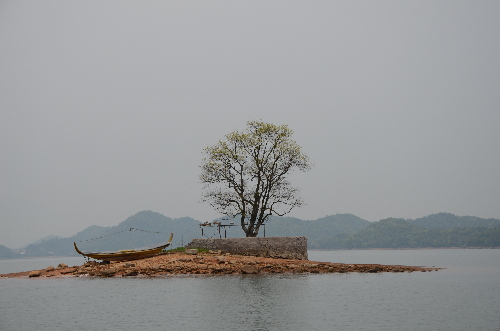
73;233;173;262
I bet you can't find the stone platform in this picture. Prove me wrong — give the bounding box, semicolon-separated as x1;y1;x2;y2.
186;236;308;260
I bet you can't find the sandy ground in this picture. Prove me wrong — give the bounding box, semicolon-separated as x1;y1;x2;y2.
0;251;441;279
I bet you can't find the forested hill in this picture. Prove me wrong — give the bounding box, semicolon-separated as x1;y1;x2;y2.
17;211;202;258
265;214;370;241
409;213;500;229
2;211;500;258
0;244;21;259
313;218;500;249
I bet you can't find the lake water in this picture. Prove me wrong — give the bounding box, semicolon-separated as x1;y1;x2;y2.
1;249;499;331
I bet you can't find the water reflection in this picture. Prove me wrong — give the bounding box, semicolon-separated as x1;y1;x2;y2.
190;275;311;330
1;250;499;331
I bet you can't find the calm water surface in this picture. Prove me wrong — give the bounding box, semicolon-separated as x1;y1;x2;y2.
1;249;499;331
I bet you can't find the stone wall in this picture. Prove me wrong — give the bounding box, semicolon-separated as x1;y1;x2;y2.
186;237;308;260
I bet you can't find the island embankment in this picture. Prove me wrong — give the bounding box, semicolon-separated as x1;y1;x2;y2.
0;250;440;278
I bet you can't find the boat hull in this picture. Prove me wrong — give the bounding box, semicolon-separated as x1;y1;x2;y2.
74;234;173;262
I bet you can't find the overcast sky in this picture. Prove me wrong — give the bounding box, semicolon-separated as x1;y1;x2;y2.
1;1;499;248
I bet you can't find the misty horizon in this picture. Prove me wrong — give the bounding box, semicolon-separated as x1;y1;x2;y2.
1;1;499;248
5;210;499;250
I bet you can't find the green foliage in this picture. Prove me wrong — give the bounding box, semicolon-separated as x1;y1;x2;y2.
200;120;311;237
166;247;210;253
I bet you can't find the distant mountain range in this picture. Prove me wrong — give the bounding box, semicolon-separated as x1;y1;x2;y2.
1;211;499;258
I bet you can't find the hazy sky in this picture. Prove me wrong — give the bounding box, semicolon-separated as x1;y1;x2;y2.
1;1;499;248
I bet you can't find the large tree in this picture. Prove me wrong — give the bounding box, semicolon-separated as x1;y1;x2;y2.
200;120;311;237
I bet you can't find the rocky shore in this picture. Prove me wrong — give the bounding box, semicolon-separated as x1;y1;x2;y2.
0;250;440;279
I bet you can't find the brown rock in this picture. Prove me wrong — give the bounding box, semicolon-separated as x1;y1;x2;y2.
60;268;76;275
57;263;68;269
29;270;42;278
241;265;259;274
0;251;438;279
123;269;139;276
45;266;55;272
100;268;117;276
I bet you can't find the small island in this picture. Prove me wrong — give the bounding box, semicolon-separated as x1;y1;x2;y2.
0;249;439;279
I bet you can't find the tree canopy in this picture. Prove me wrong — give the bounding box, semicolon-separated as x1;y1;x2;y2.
200;121;311;237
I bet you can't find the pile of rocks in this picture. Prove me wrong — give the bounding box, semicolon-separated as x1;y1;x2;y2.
28;263;73;278
1;251;440;279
